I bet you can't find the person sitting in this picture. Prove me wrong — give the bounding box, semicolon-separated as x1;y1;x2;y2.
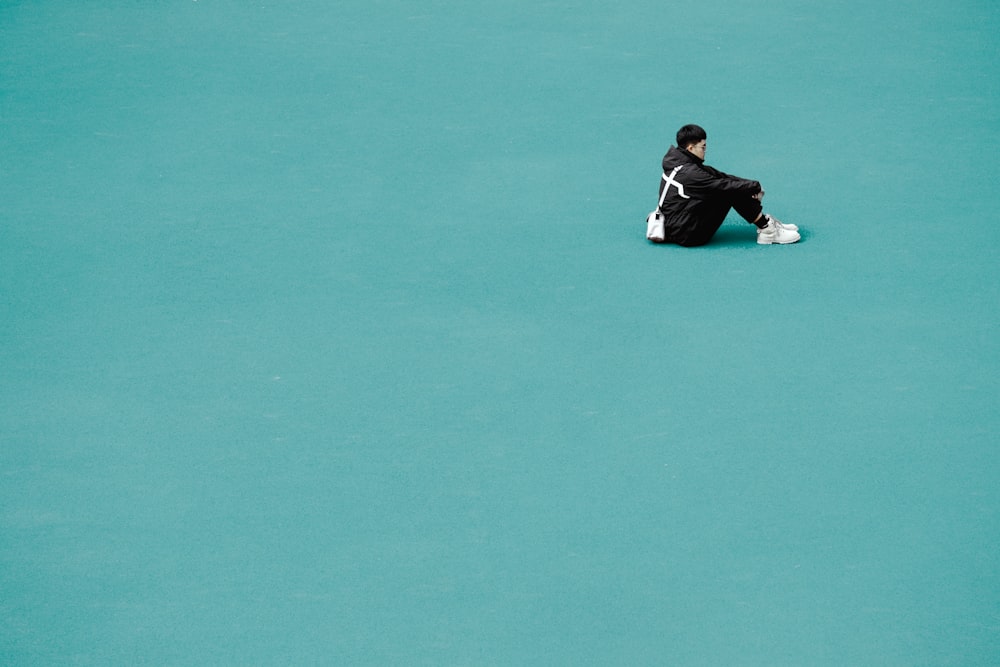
650;124;799;246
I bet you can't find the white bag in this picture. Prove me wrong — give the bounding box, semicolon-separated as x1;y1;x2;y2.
645;170;671;243
646;210;665;242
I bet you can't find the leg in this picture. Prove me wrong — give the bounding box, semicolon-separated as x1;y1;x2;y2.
675;200;732;246
731;194;765;227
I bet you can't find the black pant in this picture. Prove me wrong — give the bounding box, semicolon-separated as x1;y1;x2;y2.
675;194;763;247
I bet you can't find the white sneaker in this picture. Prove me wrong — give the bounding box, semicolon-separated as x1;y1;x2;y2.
765;214;797;232
757;217;800;244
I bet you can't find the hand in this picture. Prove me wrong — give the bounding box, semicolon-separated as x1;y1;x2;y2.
752;189;765;201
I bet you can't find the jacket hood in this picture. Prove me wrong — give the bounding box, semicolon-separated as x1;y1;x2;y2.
666;144;704;165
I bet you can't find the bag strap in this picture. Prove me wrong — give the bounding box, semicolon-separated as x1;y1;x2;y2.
656;172;670;210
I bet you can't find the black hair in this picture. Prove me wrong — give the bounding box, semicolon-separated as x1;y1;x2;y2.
676;124;707;149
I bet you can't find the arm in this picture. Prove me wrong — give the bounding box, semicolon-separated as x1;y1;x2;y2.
689;163;761;197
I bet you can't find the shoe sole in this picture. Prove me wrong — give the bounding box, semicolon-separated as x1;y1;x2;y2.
757;234;800;245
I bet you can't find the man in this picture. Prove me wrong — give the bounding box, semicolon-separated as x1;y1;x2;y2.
651;124;799;246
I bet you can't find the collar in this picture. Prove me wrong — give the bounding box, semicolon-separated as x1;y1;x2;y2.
679;147;704;164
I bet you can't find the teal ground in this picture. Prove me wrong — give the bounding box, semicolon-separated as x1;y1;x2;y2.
2;1;998;664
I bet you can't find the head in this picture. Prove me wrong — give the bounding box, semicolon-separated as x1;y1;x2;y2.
676;124;707;160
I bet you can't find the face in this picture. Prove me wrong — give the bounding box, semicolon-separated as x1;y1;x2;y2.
687;140;706;160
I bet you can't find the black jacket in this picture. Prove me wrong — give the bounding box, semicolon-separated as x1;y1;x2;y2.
658;145;761;244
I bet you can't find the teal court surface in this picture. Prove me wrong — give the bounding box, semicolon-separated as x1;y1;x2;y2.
2;1;998;664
